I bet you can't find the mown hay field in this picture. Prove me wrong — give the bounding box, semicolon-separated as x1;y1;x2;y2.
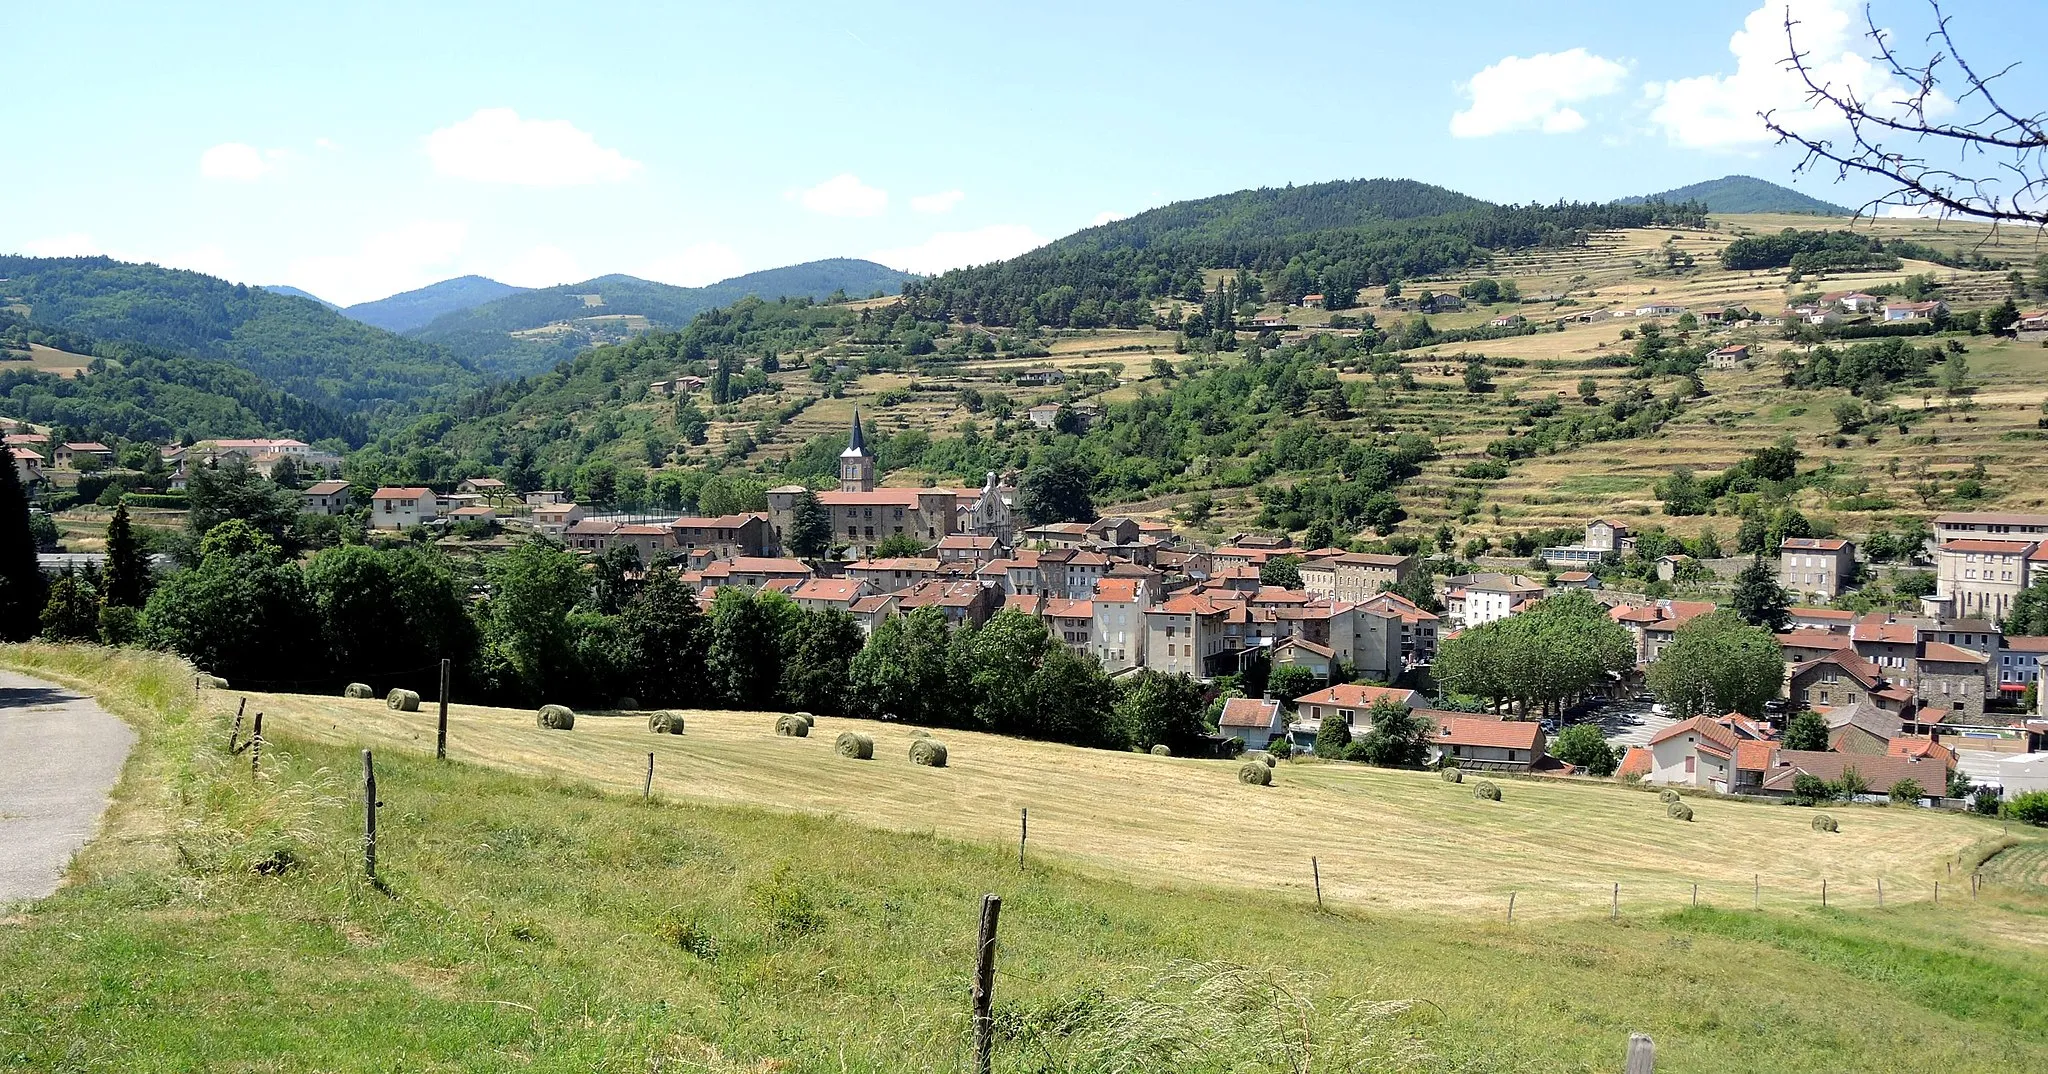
252;687;1999;919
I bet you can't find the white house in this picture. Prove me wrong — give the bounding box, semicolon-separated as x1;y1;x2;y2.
1218;697;1286;751
1644;715;1738;791
369;487;438;530
1884;300;1947;322
301;479;352;516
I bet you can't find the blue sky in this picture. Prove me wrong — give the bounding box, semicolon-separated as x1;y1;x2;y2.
7;0;2044;305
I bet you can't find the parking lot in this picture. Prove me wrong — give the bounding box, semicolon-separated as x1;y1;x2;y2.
1583;700;1682;751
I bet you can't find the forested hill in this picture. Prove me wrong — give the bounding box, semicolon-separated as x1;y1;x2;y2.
1;308;367;446
1621;175;1852;215
409;259;916;377
0;257;477;412
906;178;1706;328
1053;178;1489;253
259;285;338;309
342;274;529;333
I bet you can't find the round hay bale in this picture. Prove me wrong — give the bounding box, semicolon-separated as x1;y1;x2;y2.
616;697;639;711
536;704;576;731
1440;768;1464;784
343;682;374;699
1668;802;1694;822
1659;788;1682;804
775;714;811;737
386;688;420;712
1263;752;1279;768
1238;762;1273;786
908;727;932;739
791;711;816;728
647;710;685;734
1149;744;1171;757
835;731;875;760
208;676;229;689
1812;813;1839;833
908;738;948;767
1473;780;1502;802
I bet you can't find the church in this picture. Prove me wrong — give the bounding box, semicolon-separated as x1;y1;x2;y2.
765;411;962;559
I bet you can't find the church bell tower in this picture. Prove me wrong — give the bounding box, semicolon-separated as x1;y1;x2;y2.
839;409;875;492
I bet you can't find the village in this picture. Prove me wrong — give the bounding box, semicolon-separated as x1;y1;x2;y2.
20;407;2039;816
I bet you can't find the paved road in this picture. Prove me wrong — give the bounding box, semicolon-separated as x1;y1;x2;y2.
0;670;136;903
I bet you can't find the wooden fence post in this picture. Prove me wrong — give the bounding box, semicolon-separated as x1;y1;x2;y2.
436;657;450;761
1753;873;1759;910
1934;881;1940;906
1877;877;1884;908
1611;883;1618;919
1625;1033;1656;1073
1507;891;1515;923
1018;808;1027;868
971;894;1003;1074
361;749;378;882
643;752;655;800
1821;879;1827;909
249;711;263;775
1312;857;1323;911
227;698;246;752
1691;882;1697;908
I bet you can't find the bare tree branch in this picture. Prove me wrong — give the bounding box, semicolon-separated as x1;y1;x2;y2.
1765;1;2048;228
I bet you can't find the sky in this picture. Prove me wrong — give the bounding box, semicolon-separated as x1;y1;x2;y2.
7;0;2046;307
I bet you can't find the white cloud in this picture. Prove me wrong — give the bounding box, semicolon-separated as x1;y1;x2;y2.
491;244;584;289
910;189;965;214
1091;210;1127;226
314;137;339;151
1645;0;1945;150
793;173;888;217
424;108;642;186
868;224;1047;275
199;142;285;181
1450;48;1629;137
285;220;469;306
636;242;745;288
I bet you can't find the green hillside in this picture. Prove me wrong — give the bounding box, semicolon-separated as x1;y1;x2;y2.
0;256;478;412
907;179;1705;327
1624;175;1853;215
410;259;915;377
342;274;528;333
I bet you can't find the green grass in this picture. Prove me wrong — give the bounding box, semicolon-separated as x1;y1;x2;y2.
5;644;2048;1073
1550;475;1648;496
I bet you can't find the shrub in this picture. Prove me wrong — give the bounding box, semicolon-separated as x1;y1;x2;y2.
835;731;875;760
909;738;948;767
1812;813;1839;833
1150;744;1172;756
2005;790;2048;827
1659;788;1681;803
1440;768;1464;784
1221;736;1246;759
751;863;823;937
648;711;685;734
343;683;373;699
1888;778;1924;804
1667;802;1694;822
653;912;719;959
616;697;639;711
537;704;576;730
386;688;420;712
775;714;811;737
1473;780;1501;801
1238;762;1273;786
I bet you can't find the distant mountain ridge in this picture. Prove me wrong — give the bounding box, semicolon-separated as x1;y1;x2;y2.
259;284;339;309
343;275;529;333
1052;177;1493;254
1622;175;1852;215
0;256;477;412
409;258;915;377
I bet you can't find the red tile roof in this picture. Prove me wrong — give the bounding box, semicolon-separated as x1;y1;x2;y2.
1435;717;1543;751
1292;684;1421;708
1781;537;1849;551
1887;735;1957;766
1648;715;1741;754
1617;746;1652;779
1218;697;1282;730
1093;578;1141;602
1940;539;2036;554
1920;641;1988;665
1734;740;1778;772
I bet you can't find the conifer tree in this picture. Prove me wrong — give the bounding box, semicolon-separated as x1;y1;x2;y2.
0;446;48;641
101;501;147;608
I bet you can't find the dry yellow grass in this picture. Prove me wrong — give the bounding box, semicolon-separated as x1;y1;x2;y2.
251;690;1997;920
0;342;94;377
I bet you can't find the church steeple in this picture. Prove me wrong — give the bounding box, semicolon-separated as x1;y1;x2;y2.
839;408;875;492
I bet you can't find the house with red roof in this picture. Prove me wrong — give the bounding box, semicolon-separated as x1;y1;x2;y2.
369;487;437;530
1292;684;1425;735
1218;698;1286;751
1780;537;1856;600
1430;715;1547;772
1090;576;1151;674
1645;715;1742;790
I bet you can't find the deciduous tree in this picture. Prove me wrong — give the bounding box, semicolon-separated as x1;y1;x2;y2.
1645;610;1786;718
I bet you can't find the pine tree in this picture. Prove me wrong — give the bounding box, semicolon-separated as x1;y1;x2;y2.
0;446;49;641
101;501;147;608
1731;557;1790;632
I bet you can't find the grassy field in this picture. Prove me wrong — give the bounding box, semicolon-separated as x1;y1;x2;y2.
5;643;2048;1073
159;670;2002;920
0;342;94;377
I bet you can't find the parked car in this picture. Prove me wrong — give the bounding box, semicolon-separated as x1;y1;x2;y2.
1633;694;1655;703
1650;703;1671;717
